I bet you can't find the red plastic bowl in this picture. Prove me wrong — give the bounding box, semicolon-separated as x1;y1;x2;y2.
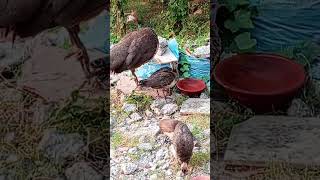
176;78;206;96
214;54;306;112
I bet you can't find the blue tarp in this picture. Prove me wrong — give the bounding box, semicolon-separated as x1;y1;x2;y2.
136;38;210;82
250;0;320;52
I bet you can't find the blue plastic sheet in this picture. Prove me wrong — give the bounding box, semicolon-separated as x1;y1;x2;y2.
250;0;320;52
136;38;210;82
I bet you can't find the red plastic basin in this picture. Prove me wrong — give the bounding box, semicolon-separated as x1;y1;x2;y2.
214;54;306;112
176;78;206;96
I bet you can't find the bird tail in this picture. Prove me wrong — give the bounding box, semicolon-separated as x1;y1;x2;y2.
159;119;180;133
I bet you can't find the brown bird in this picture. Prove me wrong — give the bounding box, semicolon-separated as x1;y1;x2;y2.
138;67;178;98
0;0;109;79
110;27;159;85
159;119;194;174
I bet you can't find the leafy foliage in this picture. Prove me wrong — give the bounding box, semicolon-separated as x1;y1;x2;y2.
278;41;320;67
125;93;153;111
219;0;258;53
179;53;191;78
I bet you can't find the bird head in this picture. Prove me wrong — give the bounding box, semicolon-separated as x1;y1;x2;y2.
181;162;188;174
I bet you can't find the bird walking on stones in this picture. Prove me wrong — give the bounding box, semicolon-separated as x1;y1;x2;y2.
0;0;109;82
159;119;194;174
138;67;178;99
110;27;159;86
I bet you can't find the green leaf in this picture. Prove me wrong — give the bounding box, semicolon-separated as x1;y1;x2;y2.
224;19;239;33
234;32;257;50
183;72;190;77
235;10;254;29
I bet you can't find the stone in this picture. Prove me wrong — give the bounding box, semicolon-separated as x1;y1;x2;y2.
65;162;103;180
145;110;153;118
131;125;160;139
224;116;320;168
161;104;178;115
110;116;116;127
128;147;137;154
122;103;137;113
151;99;173;115
121;163;138;175
116;76;137;95
138;143;153;151
287;99;312;117
150;174;158;180
37;129;85;162
129;112;143;122
180;98;210;115
156;149;165;161
193;45;210;59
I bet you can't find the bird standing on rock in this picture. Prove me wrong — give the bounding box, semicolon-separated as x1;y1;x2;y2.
159;119;194;174
110;27;159;85
138;67;178;98
0;0;109;81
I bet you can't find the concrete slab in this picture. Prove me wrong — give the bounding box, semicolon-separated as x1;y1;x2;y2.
180;98;210;115
224;116;320;168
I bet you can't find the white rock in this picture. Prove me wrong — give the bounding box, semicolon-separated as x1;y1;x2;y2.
138;143;153;151
122;103;137;113
130;113;143;122
128;147;137;154
150;174;158;180
145;110;154;118
161;104;178;115
121;163;138;175
37;129;84;162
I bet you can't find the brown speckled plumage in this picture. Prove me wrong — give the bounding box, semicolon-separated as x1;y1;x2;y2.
139;67;177;89
110;27;159;83
159;119;194;173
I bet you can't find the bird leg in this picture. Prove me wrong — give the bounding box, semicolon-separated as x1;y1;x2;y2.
65;25;91;79
131;69;139;85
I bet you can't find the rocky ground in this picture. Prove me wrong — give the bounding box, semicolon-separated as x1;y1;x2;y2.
110;73;210;180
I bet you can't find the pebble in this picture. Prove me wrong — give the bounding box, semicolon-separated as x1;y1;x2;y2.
145;110;154;118
121;163;138;175
161;103;178;115
150;174;158;180
130;113;143;122
138;143;153;151
122;103;137;113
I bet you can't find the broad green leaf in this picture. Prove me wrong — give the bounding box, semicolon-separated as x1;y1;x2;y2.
234;32;257;50
183;72;190;77
235;10;254;29
224;19;239;33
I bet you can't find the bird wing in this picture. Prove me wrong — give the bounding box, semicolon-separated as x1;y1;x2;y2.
125;32;157;70
142;71;175;88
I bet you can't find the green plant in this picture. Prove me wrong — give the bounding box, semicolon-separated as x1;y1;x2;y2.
179;54;191;78
278;41;320;67
125;93;153;111
220;0;258;53
167;0;189;33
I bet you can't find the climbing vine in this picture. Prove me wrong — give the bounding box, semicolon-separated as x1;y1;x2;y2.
179;53;191;78
218;0;258;53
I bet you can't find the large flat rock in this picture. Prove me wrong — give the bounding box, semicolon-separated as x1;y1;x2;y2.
224;116;320;168
17;46;107;102
180;98;210;115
